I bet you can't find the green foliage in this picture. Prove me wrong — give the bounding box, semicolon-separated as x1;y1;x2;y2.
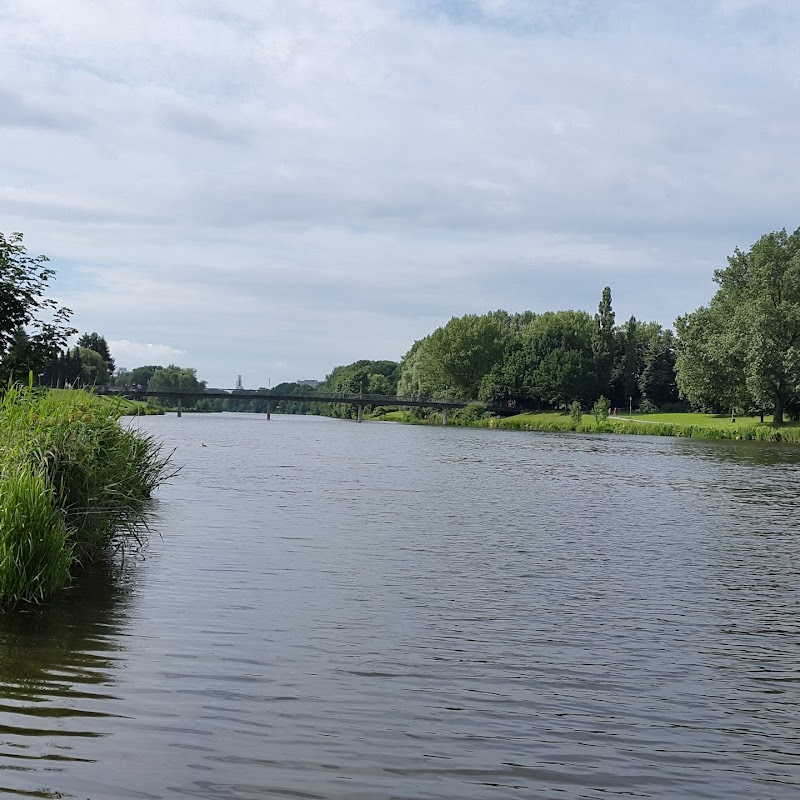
525;310;595;407
116;364;163;389
0;464;72;607
593;395;610;422
77;332;115;376
592;287;615;398
317;359;399;418
676;227;800;424
147;365;206;409
0;232;76;384
398;314;507;399
569;400;582;424
77;346;110;386
450;401;491;425
0;385;174;607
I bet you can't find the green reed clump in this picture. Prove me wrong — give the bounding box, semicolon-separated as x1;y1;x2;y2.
0;384;174;607
0;464;72;607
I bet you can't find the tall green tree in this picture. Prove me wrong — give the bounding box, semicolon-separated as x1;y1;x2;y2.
116;365;163;389
318;359;400;418
676;228;800;424
0;232;76;381
592;287;615;400
617;316;640;408
77;346;110;386
525;310;595;408
397;314;507;400
639;329;678;408
149;365;205;391
77;332;115;377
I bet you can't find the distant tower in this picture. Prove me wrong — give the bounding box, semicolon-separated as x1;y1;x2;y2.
236;374;243;390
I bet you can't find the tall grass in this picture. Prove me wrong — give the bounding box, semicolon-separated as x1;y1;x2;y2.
0;384;174;608
0;464;72;606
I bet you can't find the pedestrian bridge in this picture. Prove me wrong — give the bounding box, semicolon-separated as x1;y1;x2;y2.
95;386;520;423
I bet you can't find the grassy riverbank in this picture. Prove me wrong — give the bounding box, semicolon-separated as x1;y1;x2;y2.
371;408;800;442
0;386;173;608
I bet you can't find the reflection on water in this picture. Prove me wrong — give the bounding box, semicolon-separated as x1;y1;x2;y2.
1;416;799;799
0;561;134;797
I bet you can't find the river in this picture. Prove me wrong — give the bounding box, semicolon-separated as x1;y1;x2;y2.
1;413;798;799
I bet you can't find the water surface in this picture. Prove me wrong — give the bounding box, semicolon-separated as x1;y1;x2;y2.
1;414;798;799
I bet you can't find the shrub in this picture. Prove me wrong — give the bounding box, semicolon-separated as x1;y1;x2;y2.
451;401;490;425
638;398;659;413
593;396;610;423
569;401;582;424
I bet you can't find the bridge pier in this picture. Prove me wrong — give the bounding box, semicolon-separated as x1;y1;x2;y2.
357;404;363;423
177;398;182;418
442;407;448;426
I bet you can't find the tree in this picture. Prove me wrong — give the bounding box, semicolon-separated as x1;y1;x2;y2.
77;346;110;386
116;365;163;389
639;329;678;409
592;287;615;400
617;316;640;407
317;359;400;418
0;232;76;382
422;314;508;398
149;365;204;391
524;310;595;408
676;228;800;424
534;348;585;409
77;332;115;376
148;365;206;409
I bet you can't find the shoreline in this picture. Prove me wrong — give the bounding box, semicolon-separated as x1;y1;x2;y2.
370;409;800;443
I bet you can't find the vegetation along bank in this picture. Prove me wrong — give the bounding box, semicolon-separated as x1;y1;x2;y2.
0;385;173;608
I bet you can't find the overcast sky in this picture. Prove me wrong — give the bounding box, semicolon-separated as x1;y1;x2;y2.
2;0;798;387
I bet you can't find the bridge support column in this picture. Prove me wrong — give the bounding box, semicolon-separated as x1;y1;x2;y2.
177;398;182;418
266;401;271;420
357;404;363;423
442;407;448;426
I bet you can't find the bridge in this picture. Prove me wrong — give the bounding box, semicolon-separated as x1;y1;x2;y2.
95;386;520;423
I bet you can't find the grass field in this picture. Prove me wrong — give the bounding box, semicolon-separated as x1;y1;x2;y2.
371;407;800;442
49;389;162;415
615;411;800;428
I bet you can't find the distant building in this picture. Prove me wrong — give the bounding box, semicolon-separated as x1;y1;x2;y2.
297;379;321;388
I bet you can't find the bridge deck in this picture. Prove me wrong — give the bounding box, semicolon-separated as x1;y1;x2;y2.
95;387;518;413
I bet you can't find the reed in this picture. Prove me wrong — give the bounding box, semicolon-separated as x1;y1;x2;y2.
0;464;72;607
0;384;174;607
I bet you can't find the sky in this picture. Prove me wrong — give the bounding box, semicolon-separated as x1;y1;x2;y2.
2;0;799;387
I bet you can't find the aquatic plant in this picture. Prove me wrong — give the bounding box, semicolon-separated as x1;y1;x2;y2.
0;384;174;607
0;464;72;606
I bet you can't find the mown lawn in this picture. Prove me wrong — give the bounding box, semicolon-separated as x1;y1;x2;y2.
615;411;800;428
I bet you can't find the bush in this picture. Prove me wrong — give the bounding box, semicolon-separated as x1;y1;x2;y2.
569;401;582;424
593;395;610;423
451;401;490;425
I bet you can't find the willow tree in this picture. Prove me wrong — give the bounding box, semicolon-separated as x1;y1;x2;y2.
676;228;800;424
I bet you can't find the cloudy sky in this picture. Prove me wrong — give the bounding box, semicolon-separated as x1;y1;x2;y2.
2;0;798;387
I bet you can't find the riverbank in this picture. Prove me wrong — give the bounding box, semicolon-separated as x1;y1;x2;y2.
0;386;173;608
371;408;800;442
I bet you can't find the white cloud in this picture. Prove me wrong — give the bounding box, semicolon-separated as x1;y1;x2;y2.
109;340;187;371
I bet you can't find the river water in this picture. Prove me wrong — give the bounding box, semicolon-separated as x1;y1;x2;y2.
1;414;799;799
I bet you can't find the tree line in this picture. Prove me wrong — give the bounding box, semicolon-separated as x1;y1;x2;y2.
2;227;799;424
